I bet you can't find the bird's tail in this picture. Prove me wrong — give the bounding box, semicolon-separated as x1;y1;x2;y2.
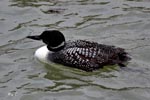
118;52;131;67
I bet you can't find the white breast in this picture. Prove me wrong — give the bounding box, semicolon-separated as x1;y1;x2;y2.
34;46;53;63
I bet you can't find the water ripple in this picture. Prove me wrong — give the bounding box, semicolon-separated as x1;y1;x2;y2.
1;0;150;100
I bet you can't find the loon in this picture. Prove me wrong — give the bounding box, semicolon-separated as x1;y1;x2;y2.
27;30;131;72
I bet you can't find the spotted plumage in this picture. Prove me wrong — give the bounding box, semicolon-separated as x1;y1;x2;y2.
50;40;130;71
27;30;131;72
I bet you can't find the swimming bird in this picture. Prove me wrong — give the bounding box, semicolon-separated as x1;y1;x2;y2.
27;30;131;72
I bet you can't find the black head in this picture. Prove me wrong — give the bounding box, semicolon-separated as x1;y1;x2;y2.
27;30;66;52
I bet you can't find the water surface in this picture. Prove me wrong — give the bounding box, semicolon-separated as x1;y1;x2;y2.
0;0;150;100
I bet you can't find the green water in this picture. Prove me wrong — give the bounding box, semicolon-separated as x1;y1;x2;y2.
0;0;150;100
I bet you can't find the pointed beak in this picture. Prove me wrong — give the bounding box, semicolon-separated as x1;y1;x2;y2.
26;35;41;40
